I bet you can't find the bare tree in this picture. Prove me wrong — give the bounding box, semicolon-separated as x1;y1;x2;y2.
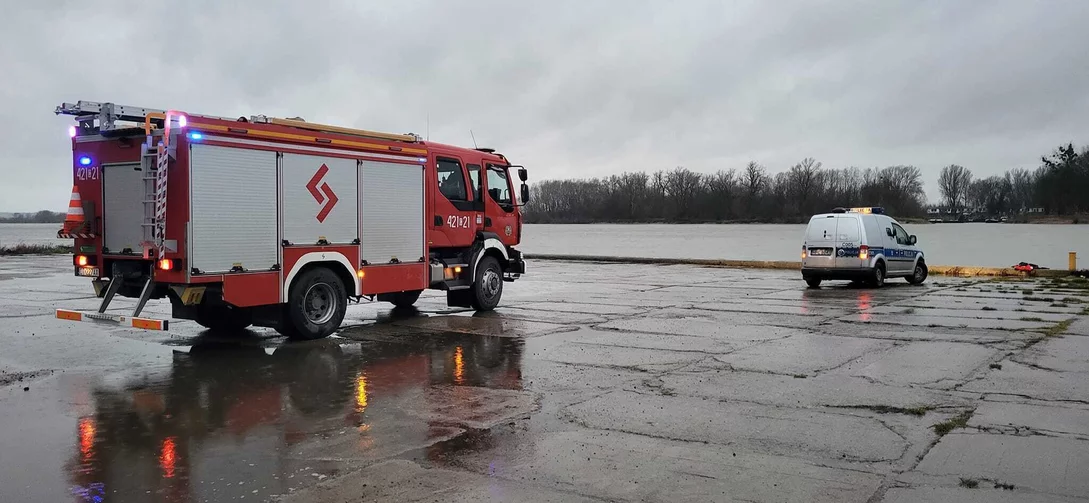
664;167;703;219
742;161;768;213
938;164;973;213
786;157;822;215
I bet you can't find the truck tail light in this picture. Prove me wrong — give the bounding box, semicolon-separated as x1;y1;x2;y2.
158;259;174;271
77;255;89;266
801;245;807;259
859;245;869;260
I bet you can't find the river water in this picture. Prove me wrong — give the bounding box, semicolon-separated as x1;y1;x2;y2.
3;222;1086;269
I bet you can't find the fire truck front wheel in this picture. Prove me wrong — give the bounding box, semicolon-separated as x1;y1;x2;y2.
471;256;503;311
281;267;347;340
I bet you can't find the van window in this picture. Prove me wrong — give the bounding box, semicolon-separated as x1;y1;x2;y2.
835;216;861;242
892;223;910;245
806;216;837;242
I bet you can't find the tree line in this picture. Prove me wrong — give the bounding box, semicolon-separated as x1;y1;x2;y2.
523;142;1088;223
0;211;66;224
939;143;1089;216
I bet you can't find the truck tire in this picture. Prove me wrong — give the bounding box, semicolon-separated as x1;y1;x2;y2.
471;256;503;311
388;290;422;308
281;267;347;340
805;277;822;288
194;305;252;333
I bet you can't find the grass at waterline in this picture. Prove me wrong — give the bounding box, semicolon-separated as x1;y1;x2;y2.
0;244;72;256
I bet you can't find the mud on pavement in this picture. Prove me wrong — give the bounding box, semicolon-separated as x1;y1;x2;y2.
1;255;1088;502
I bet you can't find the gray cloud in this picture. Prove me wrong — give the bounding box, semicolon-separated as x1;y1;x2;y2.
3;0;1088;211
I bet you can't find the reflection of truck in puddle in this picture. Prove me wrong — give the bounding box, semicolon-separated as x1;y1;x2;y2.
67;333;524;502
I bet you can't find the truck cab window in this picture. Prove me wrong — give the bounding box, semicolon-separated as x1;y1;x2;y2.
467;164;482;201
436;158;467;202
486;164;512;208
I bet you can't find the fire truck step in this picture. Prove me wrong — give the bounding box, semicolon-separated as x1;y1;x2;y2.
56;309;169;331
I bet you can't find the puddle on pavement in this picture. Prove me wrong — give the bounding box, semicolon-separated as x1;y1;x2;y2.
4;330;529;503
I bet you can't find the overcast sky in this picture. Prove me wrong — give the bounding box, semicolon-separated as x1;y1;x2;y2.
2;0;1088;211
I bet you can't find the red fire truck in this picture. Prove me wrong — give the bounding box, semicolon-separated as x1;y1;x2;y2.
52;101;529;339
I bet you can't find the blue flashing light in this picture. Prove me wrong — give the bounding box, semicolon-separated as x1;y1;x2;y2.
188;131;203;141
78;156;92;166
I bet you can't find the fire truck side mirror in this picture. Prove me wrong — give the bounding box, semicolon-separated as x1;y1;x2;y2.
517;167;528;182
520;183;530;204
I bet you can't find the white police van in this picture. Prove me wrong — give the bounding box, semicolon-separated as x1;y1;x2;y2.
801;207;927;288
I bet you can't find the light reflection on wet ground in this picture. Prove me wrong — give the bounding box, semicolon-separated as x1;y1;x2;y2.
59;332;525;502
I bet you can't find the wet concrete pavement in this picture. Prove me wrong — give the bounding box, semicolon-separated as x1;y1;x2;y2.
1;256;1088;502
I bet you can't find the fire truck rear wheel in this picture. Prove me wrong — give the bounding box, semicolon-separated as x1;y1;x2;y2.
471;256;503;311
281;267;347;340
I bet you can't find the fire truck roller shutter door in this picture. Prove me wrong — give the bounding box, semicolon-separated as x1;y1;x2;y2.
102;162;144;254
282;154;358;245
189;145;278;274
360;160;425;265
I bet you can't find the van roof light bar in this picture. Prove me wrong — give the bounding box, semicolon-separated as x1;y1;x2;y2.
841;206;885;214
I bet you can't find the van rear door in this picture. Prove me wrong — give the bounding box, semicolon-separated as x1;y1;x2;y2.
833;216;863;269
803;215;837;269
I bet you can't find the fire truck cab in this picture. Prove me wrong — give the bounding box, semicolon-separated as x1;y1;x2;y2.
53;101;529;340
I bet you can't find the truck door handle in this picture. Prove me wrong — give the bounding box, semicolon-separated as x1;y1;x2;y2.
434;216;443;226
484;217;492;227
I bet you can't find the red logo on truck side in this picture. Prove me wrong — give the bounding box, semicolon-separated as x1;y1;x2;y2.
306;164;339;223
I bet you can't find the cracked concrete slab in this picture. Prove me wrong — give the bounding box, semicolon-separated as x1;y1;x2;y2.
841;313;1053;331
273;459;603;503
1012;334;1089;372
506;301;649;316
868;305;1072;322
599;309;813;337
818;320;1036;343
687;300;852;318
1069;318;1089;336
658;370;968;409
391;314;571;338
961;360;1089;403
912;433;1089;499
714;332;891;375
564;390;909;463
969;400;1089;438
881;486;1086;503
842;341;998;388
436;430;886;503
529;339;705;372
563;327;739;354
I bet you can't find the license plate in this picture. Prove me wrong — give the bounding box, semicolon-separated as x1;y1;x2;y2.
78;266;100;277
808;248;832;256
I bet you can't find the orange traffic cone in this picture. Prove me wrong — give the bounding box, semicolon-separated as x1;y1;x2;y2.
58;186;86;237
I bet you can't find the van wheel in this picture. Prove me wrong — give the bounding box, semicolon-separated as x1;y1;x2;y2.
908;261;928;285
805;277;822;288
471;256;503;311
280;267;347;340
869;262;886;288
